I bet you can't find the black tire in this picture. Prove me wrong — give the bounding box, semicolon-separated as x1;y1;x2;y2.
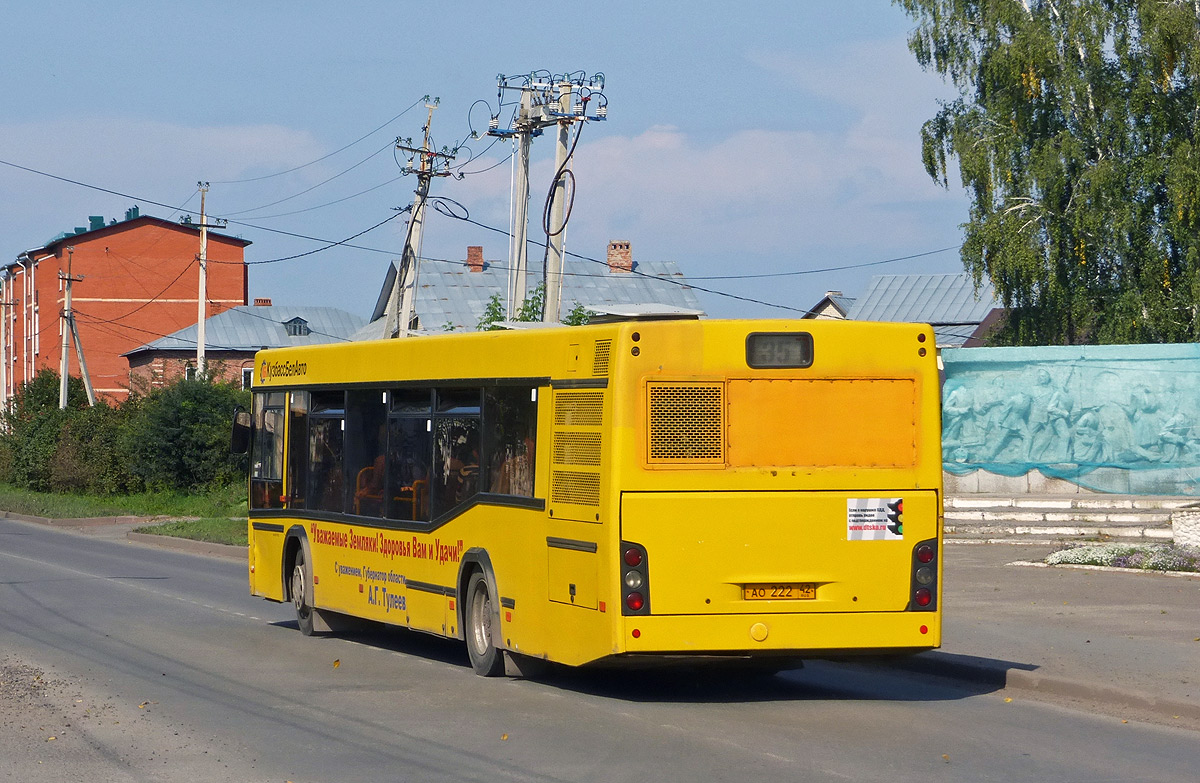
465;571;504;676
292;547;316;636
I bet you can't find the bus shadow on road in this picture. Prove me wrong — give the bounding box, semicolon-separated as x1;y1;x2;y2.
535;657;1016;705
269;621;1024;706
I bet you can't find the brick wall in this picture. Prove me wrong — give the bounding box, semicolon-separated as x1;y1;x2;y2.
2;216;248;402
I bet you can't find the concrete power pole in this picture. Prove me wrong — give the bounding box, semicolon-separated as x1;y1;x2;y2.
506;91;535;319
543;80;573;324
488;73;607;322
386;99;457;338
196;182;209;378
58;246;96;409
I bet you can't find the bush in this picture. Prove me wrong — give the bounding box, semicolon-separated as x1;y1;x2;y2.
129;378;249;491
0;370;248;496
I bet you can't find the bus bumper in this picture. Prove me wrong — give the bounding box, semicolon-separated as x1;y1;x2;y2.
618;610;940;656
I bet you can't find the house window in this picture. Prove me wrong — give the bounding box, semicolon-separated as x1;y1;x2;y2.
185;365;197;381
242;367;253;389
284;317;310;337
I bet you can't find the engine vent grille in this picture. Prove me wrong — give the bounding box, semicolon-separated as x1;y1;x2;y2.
554;391;603;426
647;382;725;463
553;431;602;466
551;470;601;506
592;340;612;376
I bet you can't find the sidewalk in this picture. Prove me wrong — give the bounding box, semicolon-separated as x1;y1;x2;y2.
900;540;1200;729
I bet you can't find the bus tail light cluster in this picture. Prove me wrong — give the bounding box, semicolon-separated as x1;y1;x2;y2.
908;538;938;611
620;541;651;615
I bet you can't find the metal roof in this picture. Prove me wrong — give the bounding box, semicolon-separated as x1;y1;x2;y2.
848;273;999;346
356;256;704;339
124;305;366;356
849;273;998;324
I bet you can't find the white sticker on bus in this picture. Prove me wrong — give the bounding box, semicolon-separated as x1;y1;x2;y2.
847;498;904;541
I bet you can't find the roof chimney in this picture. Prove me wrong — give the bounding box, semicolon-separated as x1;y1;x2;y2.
466;245;485;272
254;297;273;307
607;240;632;273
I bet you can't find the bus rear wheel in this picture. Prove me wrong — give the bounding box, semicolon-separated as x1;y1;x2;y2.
465;571;504;676
292;548;316;636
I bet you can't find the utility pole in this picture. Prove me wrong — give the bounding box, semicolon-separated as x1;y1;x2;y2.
197;182;209;378
385;98;457;338
488;73;607;322
58;247;96;409
187;182;227;377
543;80;573;324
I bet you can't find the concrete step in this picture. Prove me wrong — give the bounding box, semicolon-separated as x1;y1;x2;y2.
942;495;1190;542
945;494;1195;512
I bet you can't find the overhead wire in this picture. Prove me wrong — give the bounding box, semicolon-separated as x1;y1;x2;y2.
218;140;396;217
0;157;962;308
210;96;425;184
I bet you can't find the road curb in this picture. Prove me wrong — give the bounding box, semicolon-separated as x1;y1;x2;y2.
125;531;247;560
874;651;1200;724
0;510;148;526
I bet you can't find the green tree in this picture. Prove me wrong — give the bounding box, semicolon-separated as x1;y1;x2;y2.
898;0;1200;344
475;282;586;330
130;378;249;491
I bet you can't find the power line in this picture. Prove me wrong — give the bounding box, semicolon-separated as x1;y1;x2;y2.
218;141;395;217
230;175;405;220
210;96;425;184
0;157;961;309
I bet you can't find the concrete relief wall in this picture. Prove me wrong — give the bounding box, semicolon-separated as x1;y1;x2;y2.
942;344;1200;495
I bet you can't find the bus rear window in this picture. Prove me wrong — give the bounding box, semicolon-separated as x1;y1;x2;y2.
746;332;813;369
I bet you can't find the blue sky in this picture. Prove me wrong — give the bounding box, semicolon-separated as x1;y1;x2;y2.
0;1;968;322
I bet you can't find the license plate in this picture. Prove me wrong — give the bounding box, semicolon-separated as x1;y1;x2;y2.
743;583;816;600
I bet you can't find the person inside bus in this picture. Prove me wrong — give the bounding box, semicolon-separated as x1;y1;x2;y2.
354;424;387;516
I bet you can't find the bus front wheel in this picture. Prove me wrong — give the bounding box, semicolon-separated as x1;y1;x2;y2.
465;571;504;676
292;548;316;636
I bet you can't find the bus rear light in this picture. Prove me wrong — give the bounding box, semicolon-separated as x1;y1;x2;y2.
908;537;938;611
620;540;651;615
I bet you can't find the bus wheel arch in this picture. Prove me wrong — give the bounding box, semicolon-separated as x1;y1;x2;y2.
458;550;504;677
284;527;317;636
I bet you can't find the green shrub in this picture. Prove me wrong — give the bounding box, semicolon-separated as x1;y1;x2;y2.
0;370;247;497
129;378;249;491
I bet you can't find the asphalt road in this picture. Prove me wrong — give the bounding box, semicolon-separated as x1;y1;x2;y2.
2;517;1198;783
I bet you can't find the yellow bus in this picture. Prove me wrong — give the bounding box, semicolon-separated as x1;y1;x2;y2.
240;317;943;676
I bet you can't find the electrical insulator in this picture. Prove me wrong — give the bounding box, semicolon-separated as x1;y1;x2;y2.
597;105;608;119
489;115;499;130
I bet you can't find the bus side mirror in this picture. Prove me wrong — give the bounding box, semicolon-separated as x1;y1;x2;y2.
231;407;252;454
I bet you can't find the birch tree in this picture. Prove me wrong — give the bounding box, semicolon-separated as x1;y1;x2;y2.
897;0;1200;344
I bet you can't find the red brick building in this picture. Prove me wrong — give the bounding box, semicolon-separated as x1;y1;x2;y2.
1;208;249;403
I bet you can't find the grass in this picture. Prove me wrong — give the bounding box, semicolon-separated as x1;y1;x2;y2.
132;517;247;547
1045;542;1200;573
0;483;246;520
0;483;249;546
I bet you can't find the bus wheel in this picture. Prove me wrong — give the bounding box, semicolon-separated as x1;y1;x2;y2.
465;571;504;676
292;548;316;637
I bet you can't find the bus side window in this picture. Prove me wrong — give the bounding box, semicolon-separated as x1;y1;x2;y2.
433;388;482;519
484;386;537;497
346;390;387;517
386;414;432;522
308;391;345;513
250;392;286;510
287;391;309;509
